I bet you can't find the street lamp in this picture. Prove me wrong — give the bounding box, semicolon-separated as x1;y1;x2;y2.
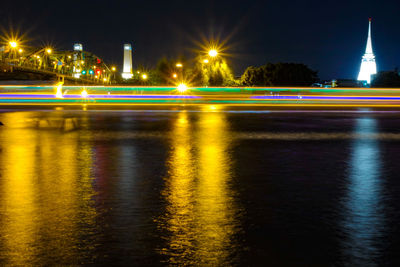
46;48;52;54
142;74;148;80
111;66;116;72
177;83;188;93
9;41;18;48
208;49;218;57
81;89;88;98
176;63;183;68
203;59;209;64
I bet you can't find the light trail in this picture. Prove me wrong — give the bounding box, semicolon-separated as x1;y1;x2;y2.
0;94;201;99
251;95;400;100
3;85;400;94
1;86;400;108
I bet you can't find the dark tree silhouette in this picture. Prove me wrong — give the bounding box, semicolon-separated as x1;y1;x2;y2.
371;71;400;88
241;63;318;86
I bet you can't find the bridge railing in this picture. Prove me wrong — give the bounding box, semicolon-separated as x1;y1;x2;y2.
0;58;110;84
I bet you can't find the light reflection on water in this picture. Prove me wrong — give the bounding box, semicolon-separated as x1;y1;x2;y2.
0;112;37;266
159;111;240;265
0;112;97;265
0;110;399;265
341;117;386;265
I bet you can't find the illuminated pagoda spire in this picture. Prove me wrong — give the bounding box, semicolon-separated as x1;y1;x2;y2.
357;18;377;84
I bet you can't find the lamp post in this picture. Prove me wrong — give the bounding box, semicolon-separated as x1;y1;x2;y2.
111;66;117;83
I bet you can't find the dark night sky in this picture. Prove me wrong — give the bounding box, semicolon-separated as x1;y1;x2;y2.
1;0;399;79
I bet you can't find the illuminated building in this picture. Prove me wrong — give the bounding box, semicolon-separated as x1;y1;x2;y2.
73;43;83;78
73;43;83;51
122;44;133;79
357;19;377;84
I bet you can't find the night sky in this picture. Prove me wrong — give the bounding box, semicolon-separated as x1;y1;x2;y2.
1;0;399;80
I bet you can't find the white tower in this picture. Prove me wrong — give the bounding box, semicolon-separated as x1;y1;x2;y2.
122;44;133;79
73;43;83;78
74;43;83;51
357;19;377;84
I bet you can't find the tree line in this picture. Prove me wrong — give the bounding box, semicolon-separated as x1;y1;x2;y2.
116;57;318;87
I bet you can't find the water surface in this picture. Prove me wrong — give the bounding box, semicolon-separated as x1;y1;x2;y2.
0;108;400;266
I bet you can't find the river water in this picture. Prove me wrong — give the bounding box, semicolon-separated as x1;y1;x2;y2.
0;108;399;266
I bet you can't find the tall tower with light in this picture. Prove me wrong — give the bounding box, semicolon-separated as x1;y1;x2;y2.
122;44;133;79
357;18;377;84
73;43;83;78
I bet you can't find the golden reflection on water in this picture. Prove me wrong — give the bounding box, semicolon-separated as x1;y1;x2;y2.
161;111;196;263
0;112;97;265
160;111;239;265
0;112;37;266
195;111;237;265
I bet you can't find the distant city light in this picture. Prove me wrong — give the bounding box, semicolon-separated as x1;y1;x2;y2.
74;43;83;51
142;74;148;80
55;82;63;98
177;83;188;93
9;41;18;48
172;73;178;78
208;49;218;57
203;59;209;63
46;48;52;54
176;63;183;68
81;89;88;98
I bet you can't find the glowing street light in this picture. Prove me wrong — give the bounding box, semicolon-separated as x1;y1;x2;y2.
172;73;178;78
177;83;188;93
208;49;218;57
142;74;148;80
9;41;18;48
176;63;183;68
81;89;88;98
18;48;23;53
203;59;209;64
46;48;52;54
55;82;63;98
111;66;116;72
